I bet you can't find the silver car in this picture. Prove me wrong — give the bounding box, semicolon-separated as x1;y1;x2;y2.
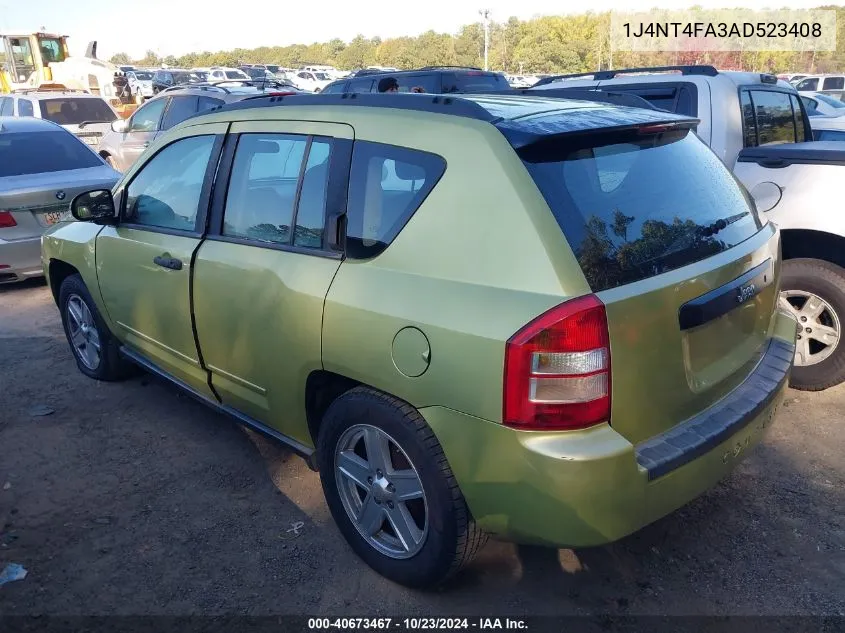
0;117;120;284
0;90;119;152
98;83;301;171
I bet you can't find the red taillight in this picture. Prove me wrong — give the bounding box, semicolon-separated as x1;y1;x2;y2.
0;211;17;228
503;294;611;431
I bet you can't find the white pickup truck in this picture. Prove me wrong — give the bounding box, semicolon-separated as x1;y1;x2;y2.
532;66;845;391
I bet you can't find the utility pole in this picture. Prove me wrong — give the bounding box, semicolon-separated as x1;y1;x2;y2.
479;9;491;71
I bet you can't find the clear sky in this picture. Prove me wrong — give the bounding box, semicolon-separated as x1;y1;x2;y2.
0;0;830;59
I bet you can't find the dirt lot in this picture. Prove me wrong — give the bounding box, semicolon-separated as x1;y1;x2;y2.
0;278;843;617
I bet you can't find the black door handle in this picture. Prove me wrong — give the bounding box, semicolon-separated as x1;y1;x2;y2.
153;255;183;270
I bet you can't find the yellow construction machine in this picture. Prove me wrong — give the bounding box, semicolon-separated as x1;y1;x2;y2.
1;32;138;118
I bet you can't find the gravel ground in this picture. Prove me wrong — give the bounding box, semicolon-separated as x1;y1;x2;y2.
0;278;843;617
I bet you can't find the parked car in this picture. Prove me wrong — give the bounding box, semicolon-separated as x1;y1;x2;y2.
321;66;509;94
44;92;797;587
239;66;279;82
207;67;251;82
97;84;295;172
0;90;119;151
151;69;204;94
125;70;155;101
291;70;333;92
532;65;845;391
809;118;845;141
800;91;845;117
0;116;119;284
794;75;845;93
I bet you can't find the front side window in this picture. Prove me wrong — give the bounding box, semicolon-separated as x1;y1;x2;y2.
124;135;214;231
222;133;332;248
346;141;446;259
37;37;66;63
38;98;117;125
0;130;102;177
823;77;845;90
17;99;34;117
128;98;167;132
161;96;198;130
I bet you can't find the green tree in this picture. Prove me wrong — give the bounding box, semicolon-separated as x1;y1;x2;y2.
137;49;161;67
110;52;132;65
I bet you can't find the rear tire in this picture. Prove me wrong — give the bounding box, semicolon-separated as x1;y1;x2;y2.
780;258;845;391
317;387;487;588
58;274;133;381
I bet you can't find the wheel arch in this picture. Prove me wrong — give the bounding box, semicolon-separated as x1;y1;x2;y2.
780;228;845;270
47;259;81;306
304;370;363;452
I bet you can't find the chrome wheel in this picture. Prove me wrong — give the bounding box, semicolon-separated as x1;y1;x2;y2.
779;290;841;367
334;424;428;559
66;294;101;371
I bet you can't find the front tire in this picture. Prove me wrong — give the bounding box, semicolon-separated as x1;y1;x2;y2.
58;274;132;381
780;258;845;391
317;387;486;588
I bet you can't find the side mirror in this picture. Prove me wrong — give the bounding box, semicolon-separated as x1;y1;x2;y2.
71;190;116;223
111;119;128;133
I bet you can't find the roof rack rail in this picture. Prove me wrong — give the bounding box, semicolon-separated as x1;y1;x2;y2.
162;83;232;94
489;87;660;111
209;92;499;122
532;65;719;87
417;65;483;71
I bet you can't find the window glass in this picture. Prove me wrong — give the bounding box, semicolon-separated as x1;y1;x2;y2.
38;98;116;125
801;96;820;115
223;134;308;244
522;130;760;292
8;37;34;71
161;96;198;130
796;78;819;91
128;98;167;132
815;129;845;141
37;37;66;63
749;90;796;145
125;135;214;231
791;94;807;142
17;99;34;117
294;140;332;248
823;77;845;90
346;141;446;259
0;98;13;116
441;72;508;93
0;130;102;177
396;74;440;94
321;81;347;94
816;93;845;109
198;96;224;112
348;78;375;93
740;91;757;147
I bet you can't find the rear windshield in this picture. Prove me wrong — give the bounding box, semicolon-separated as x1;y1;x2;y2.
443;72;509;93
133;72;153;80
39;98;116;125
0;130;102;177
522;130;761;292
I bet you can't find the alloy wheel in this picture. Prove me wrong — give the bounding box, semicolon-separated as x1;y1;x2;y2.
66;294;102;371
779;290;841;366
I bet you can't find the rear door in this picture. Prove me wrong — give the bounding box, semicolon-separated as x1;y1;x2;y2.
192;120;352;445
95;123;225;395
521;124;780;444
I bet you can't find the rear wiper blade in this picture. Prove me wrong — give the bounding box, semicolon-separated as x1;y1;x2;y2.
697;212;749;237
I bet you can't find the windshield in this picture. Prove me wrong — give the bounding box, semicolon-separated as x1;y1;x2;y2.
522;130;761;292
225;71;246;79
0;130;101;177
133;71;153;80
39;98;117;125
816;94;845;108
36;36;67;63
314;73;330;80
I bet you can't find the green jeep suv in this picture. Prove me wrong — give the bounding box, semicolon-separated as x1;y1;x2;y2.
42;92;798;588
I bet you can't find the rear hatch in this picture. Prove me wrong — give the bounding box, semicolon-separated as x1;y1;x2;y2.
38;97;118;149
518;115;780;444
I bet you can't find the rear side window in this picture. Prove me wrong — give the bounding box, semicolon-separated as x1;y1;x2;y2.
17;99;34;117
441;72;508;93
823;77;845;90
198;96;224;112
801;96;820;115
0;130;102;176
790;94;807;142
396;74;441;94
740;90;801;147
521;130;760;292
161;96;198;130
346;141;446;259
39;98;116;125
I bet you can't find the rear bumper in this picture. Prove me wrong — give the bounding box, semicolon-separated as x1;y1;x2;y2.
0;237;43;283
422;309;798;548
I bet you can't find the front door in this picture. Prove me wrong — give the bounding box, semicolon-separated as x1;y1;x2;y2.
118;97;169;171
96;123;226;396
192;120;353;445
